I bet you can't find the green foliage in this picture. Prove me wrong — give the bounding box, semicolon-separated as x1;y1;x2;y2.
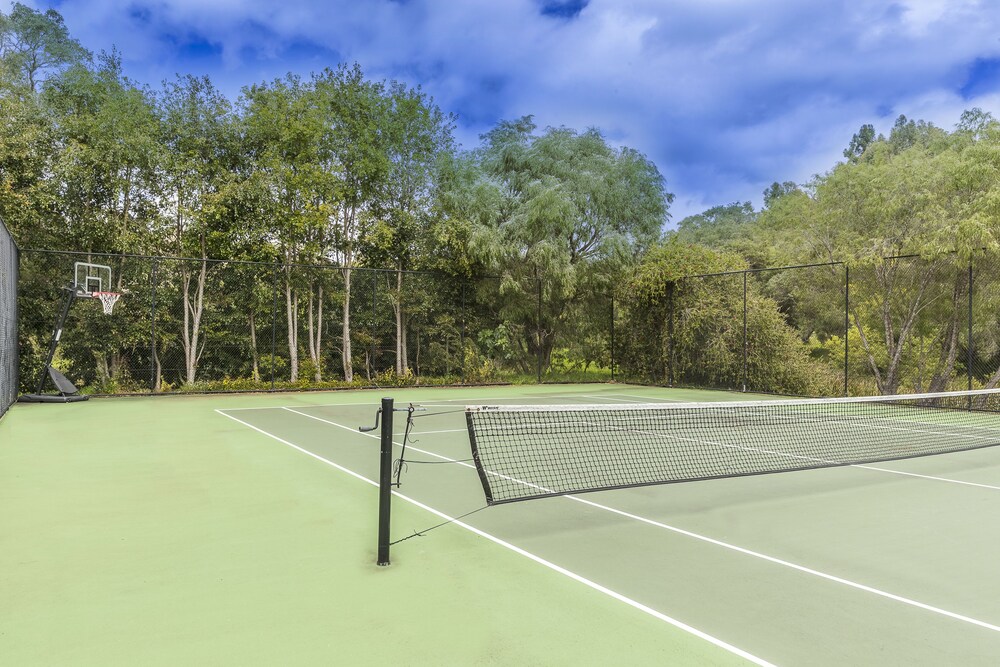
11;9;1000;400
0;3;89;91
673;202;756;247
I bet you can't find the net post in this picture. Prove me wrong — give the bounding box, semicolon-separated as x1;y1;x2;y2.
377;397;394;566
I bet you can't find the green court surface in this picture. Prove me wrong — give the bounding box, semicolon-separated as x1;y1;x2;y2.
3;383;1000;665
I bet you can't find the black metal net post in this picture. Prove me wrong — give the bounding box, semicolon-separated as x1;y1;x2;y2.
375;397;394;566
0;217;18;418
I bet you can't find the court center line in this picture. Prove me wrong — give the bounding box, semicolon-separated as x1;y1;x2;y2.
214;408;774;667
276;406;1000;635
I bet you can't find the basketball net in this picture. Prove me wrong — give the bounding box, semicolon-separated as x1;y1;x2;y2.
92;291;121;315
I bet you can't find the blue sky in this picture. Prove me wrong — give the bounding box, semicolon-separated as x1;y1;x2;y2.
18;0;1000;222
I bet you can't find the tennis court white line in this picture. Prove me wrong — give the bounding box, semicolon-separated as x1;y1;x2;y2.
219;393;601;412
853;466;1000;490
394;429;466;436
214;408;774;667
270;406;1000;635
596;393;688;403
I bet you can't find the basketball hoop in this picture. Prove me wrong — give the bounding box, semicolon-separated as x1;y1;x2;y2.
92;291;121;315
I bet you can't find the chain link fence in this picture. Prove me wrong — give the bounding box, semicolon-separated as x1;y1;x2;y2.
0;217;17;417
13;248;1000;400
615;252;1000;398
17;251;560;395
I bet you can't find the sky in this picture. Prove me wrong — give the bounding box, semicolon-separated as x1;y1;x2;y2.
16;0;1000;222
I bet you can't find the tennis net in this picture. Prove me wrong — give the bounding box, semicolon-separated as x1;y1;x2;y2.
465;389;1000;505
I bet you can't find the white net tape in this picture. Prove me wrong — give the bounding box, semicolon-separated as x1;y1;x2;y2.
93;291;121;315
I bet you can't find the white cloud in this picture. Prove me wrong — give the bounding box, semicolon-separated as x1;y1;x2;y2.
12;0;1000;223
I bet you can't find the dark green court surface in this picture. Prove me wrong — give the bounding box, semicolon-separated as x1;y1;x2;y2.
3;384;1000;665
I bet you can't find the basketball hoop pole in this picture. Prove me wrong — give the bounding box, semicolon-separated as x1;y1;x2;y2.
33;284;78;395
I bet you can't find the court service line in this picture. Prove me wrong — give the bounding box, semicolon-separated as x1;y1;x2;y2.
220;393;599;412
214;409;773;667
277;406;1000;635
590;393;687;403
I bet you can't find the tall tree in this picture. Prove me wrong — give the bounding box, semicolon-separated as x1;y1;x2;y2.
465;117;670;370
241;75;332;382
361;81;455;374
0;3;88;92
313;64;392;382
43;51;163;255
159;75;236;386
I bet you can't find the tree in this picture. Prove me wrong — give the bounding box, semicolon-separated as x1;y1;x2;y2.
43;51;163;255
464;117;670;371
312;65;393;382
762;181;799;208
241;74;333;383
360;81;455;375
843;124;875;162
0;3;89;92
673;201;756;247
158;75;236;386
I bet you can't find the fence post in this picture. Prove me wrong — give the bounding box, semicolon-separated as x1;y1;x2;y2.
968;261;974;393
149;258;157;392
610;293;615;381
536;278;543;384
667;281;675;387
460;281;467;384
844;264;850;397
742;271;748;392
270;263;279;390
371;272;377;385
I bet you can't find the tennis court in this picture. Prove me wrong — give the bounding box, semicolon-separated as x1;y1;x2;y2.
4;383;1000;665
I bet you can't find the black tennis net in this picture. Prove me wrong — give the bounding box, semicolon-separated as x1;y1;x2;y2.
465;389;1000;504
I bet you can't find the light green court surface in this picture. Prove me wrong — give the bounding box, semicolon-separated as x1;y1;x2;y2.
3;384;1000;665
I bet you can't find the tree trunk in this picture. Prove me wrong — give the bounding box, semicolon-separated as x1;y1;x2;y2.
249;310;260;383
285;267;299;382
342;268;353;382
180;256;208;385
152;339;162;391
393;269;404;375
306;282;323;382
927;276;963;393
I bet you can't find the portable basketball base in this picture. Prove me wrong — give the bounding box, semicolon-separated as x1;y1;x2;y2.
19;263;118;404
